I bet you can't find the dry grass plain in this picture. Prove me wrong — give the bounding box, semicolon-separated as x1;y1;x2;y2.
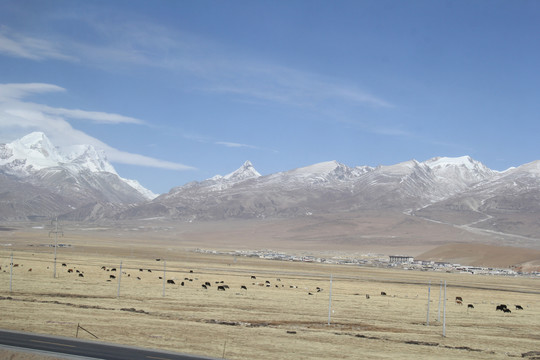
1;228;540;360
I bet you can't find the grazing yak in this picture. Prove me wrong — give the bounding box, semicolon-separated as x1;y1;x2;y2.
167;279;175;284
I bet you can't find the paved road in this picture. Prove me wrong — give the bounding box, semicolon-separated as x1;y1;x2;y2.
0;329;217;360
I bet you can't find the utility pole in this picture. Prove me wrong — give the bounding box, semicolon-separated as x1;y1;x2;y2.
426;280;431;326
49;216;63;279
10;252;13;292
327;274;333;325
117;261;123;298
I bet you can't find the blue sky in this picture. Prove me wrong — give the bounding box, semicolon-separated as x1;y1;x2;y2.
1;0;539;194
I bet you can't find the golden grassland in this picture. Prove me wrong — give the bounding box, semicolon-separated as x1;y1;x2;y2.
0;231;540;359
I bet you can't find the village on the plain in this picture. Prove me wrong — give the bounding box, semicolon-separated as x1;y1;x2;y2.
194;248;538;277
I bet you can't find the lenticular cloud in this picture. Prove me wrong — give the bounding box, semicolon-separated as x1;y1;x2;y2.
0;82;193;171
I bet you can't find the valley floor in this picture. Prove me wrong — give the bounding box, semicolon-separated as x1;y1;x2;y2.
1;229;539;359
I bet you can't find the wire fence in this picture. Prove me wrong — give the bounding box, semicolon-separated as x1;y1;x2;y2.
1;249;460;338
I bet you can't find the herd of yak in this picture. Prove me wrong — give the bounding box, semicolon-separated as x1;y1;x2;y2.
4;261;527;314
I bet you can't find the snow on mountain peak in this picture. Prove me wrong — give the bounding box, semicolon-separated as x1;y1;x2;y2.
19;131;54;150
273;160;364;185
378;159;423;175
171;160;262;194
18;131;61;161
0;132;157;200
508;160;540;176
423;155;494;186
424;155;492;174
425;156;478;170
63;144;117;174
223;160;261;181
0;132;117;174
0;132;64;172
292;161;342;175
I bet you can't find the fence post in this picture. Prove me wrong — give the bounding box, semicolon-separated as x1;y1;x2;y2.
117;261;122;298
10;252;13;292
162;260;166;297
437;280;442;322
443;280;447;337
426;280;431;326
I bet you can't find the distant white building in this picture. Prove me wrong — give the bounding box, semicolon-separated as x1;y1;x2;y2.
389;255;414;263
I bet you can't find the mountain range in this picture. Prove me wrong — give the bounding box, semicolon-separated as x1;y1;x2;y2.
2;132;540;257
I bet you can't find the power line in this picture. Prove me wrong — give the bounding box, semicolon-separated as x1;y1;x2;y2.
48;216;64;279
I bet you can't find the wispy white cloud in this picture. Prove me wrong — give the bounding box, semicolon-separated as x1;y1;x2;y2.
0;26;77;61
39;105;145;125
203;63;393;109
0;83;145;125
215;141;257;149
215;141;279;154
0;83;65;101
0;21;394;163
0;82;194;171
1;22;392;111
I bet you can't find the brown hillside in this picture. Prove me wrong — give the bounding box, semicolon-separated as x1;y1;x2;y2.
417;243;540;271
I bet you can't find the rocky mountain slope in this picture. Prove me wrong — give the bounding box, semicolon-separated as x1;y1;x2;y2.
3;132;540;248
119;156;500;220
115;155;540;248
0;132;156;221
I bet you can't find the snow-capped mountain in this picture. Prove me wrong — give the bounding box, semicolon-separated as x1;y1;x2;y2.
1;132;111;175
0;132;156;221
0;132;65;176
119;155;507;222
4;132;540;244
165;160;261;196
414;159;540;237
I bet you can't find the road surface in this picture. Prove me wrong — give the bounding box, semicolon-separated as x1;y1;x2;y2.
0;328;217;360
